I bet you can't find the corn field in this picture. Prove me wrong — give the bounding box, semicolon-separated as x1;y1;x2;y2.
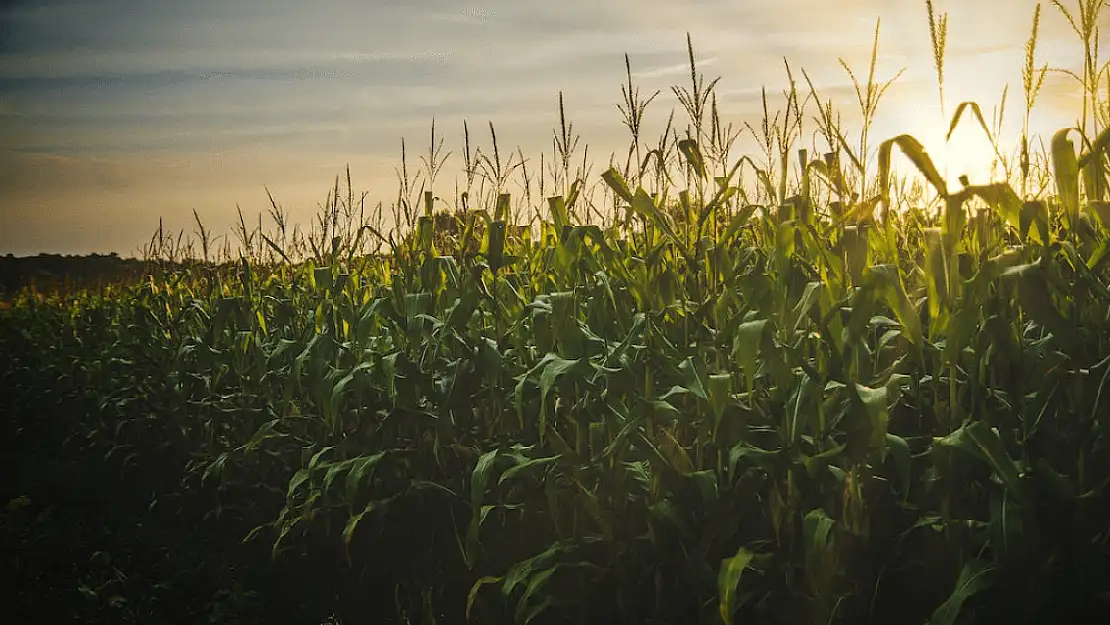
4;2;1110;623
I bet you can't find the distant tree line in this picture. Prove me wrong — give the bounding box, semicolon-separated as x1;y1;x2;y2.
0;253;149;296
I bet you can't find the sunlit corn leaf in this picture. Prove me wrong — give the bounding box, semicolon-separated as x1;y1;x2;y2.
1020;200;1050;245
923;228;948;335
841;225;869;284
878;134;948;207
965;183;1025;241
1051;128;1080;225
732;319;769;391
861;264;923;347
791;281;823;333
631;188;685;255
678;138;708;181
547;196;569;233
946;101;994;146
600;167;634;205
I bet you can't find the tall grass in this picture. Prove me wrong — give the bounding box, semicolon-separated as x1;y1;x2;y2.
4;2;1110;624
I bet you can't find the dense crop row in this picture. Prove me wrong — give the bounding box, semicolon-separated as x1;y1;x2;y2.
4;3;1110;623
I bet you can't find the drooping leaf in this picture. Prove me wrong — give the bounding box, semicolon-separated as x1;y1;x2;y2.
466;576;503;622
343;499;384;561
878;134;948;208
934;421;1026;505
345;452;386;504
678;138;708;181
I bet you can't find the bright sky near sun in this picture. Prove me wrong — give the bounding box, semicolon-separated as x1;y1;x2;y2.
0;0;1104;256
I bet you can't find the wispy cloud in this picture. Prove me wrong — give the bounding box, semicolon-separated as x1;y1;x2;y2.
0;0;1103;255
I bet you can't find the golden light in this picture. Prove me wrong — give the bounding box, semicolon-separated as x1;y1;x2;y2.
905;112;1009;191
940;121;1006;186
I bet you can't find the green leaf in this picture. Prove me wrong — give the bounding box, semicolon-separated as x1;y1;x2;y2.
966;183;1024;241
946;101;996;150
728;442;781;477
631;188;686;254
313;266;332;292
466;576;503;621
343;500;381;561
707;373;732;427
928;559;995;625
720;204;760;245
286;469;310;500
732;319;768;391
802;508;838;594
328;371;357;422
934;421;1026;506
878;134;948;208
322;458;356;496
518;596;556;625
499;456;560;486
308;444;333;470
1051;128;1080;224
792;281;823;333
486;220;507;271
547;196;569;233
885;433;912;497
923;228;948;335
839;224;870;284
538;355;587;436
466;449;502;568
787;372;817;446
718;547;755;625
678;138;708;180
862;264;923;346
842;382;890;462
804;508;836;550
1089;201;1110;229
989;489;1025;562
515;566;558;625
345;452;386;504
678;356;709;401
600;167;634;204
502;541;573;599
1020;200;1050;245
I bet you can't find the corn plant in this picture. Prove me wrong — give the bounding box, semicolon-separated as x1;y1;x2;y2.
4;2;1110;624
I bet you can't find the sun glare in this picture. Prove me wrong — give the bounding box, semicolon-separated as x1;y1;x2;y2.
902;114;1007;192
939;124;1004;186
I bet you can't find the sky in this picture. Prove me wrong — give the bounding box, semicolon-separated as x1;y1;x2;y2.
0;0;1104;257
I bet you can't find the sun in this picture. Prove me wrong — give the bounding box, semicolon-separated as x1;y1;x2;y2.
899;111;1010;192
938;120;1007;187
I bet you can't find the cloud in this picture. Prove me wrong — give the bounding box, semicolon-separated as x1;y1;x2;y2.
0;149;131;195
1;0;1106;255
429;6;497;25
